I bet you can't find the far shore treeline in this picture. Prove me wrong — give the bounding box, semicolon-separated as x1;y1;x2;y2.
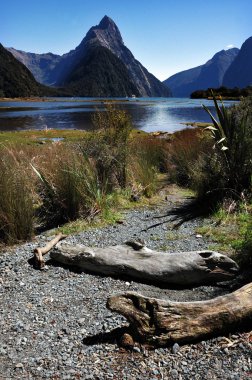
191;86;252;100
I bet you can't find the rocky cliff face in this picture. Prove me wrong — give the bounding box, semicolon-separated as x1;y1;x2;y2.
63;45;140;97
7;16;171;97
163;48;239;97
7;48;61;85
0;43;44;97
223;37;252;88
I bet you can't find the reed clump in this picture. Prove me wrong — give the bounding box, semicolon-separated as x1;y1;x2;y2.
0;105;165;243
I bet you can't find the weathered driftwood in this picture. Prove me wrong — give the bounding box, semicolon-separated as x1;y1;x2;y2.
34;233;67;269
50;240;239;286
107;283;252;346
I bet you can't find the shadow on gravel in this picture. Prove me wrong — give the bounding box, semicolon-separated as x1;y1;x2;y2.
144;195;218;231
83;326;128;346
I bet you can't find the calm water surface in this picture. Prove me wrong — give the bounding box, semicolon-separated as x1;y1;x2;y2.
0;97;237;132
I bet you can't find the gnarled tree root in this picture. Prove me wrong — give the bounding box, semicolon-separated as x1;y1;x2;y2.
107;283;252;346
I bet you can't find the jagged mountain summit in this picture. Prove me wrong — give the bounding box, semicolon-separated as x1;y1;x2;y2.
163;48;239;97
7;16;171;97
223;36;252;88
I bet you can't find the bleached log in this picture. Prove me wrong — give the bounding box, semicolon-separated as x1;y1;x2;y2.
34;233;67;269
107;284;252;346
50;240;239;286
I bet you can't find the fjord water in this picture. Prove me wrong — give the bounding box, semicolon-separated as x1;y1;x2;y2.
0;98;237;132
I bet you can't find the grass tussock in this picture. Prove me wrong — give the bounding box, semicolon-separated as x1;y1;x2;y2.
0;105;166;243
1;97;252;272
167;95;252;268
0;147;34;242
165;128;211;187
168;96;252;205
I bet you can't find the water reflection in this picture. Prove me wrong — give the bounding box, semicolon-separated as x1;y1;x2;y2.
0;98;236;132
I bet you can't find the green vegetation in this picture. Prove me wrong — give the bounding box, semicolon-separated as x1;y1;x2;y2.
165;128;211;187
1;97;252;270
0;105;165;243
196;205;252;269
0;148;34;243
191;85;252;99
201;94;252;202
168;95;252;268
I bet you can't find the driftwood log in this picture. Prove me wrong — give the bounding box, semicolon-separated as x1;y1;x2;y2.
107;283;252;346
50;240;239;286
34;233;67;269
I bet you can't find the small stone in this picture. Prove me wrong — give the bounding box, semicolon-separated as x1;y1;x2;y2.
172;343;180;354
120;333;134;349
133;346;141;353
195;234;203;238
78;318;86;326
170;369;178;378
15;363;23;369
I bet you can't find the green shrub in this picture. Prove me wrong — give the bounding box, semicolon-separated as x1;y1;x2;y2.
0;148;34;243
166;128;210;187
200;94;252;202
239;219;252;268
83;103;132;191
129;136;166;197
32;151;84;228
31;145;106;228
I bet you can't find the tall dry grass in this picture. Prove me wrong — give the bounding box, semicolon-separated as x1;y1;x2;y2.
129;136;167;197
165;128;211;187
0;123;166;243
0;147;35;242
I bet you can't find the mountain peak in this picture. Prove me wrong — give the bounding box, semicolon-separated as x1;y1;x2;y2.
82;15;123;52
99;15;116;29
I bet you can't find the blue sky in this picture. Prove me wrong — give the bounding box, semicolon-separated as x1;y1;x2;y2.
1;0;251;80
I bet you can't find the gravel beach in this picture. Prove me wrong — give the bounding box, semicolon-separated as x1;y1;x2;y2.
0;192;251;379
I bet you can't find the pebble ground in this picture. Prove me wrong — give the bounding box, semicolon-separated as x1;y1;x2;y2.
0;192;251;379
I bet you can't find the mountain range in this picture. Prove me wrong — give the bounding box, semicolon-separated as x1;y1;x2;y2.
223;37;252;88
2;16;252;98
0;43;48;98
163;48;239;97
7;16;170;97
163;35;252;97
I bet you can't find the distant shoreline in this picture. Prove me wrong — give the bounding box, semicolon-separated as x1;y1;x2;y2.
0;97;134;103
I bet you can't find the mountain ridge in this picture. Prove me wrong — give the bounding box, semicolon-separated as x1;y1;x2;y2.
163;48;239;97
223;37;252;88
0;43;46;98
7;16;170;97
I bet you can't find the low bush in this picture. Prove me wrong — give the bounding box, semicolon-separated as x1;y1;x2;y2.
129;136;167;197
0;148;34;243
84;103;132;191
198;95;252;203
238;219;252;269
0;106;167;243
166;128;211;187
